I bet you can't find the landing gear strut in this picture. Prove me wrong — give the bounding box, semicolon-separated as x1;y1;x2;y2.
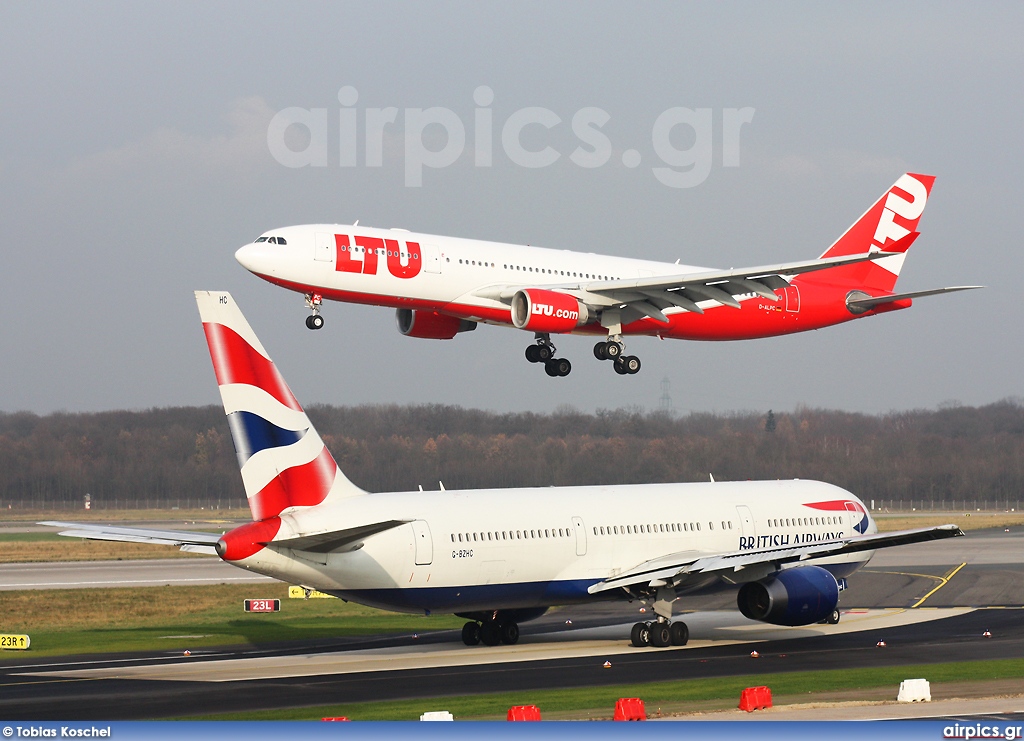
304;293;324;330
594;338;640;375
526;333;571;377
462;619;520;646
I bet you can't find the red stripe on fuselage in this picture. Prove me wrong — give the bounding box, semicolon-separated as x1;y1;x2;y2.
202;322;301;411
249;446;338;521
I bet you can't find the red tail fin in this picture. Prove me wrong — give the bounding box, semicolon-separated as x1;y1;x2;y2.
805;173;935;293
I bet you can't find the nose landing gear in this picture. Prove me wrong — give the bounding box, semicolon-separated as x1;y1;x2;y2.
304;293;324;330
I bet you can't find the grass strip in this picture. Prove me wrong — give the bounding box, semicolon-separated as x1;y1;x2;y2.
180;657;1024;721
0;583;461;657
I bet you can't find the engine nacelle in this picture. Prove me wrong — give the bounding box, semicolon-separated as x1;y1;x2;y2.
396;309;477;340
511;289;590;333
736;565;839;626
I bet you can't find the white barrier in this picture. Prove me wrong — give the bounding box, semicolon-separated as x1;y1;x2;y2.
420;711;454;721
897;678;932;703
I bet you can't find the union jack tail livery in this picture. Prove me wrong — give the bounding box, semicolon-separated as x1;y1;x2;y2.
195;290;366;522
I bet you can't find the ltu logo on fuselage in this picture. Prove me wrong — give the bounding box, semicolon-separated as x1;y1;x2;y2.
873;174;928;248
533;303;579;320
334;234;422;279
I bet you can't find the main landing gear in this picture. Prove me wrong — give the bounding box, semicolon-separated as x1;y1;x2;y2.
461;618;520;646
304;293;324;330
525;333;571;377
630;619;689;648
593;339;641;375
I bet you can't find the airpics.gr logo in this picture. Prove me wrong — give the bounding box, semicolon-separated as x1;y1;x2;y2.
266;86;755;188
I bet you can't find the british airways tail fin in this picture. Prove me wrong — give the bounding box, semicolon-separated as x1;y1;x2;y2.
195;291;365;522
807;173;935;293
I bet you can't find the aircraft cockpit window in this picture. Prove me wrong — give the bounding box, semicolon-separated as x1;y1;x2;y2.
277;237;287;245
255;237;268;242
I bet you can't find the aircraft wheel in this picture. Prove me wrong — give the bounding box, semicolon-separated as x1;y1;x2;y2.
630;622;651;647
536;345;553;362
670;621;689;646
594;342;608;360
649;622;671;648
499;621;520;645
461;621;481;646
480;621;501;646
306;315;324;330
544;360;560;377
605;341;623;359
623;355;641;374
613;359;628;375
553;358;571;376
525;345;541;363
826;609;841;625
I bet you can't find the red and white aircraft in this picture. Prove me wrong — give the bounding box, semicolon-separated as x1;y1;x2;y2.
237;173;978;377
44;291;963;648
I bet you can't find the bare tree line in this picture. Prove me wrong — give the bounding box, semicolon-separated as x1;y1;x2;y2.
1;399;1022;508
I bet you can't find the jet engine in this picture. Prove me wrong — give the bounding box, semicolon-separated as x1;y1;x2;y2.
736;565;840;626
396;309;477;339
511;289;590;333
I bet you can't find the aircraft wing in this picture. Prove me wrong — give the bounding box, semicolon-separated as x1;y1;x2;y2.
587;523;964;595
40;521;223;555
580;246;907;324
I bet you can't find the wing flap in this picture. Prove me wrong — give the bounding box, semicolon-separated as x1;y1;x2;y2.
588;523;964;595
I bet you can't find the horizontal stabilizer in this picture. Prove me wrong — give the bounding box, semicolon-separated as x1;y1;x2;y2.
846;285;984;312
40;521;222;551
267;519;411;553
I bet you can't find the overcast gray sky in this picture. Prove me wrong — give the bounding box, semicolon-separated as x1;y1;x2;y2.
1;2;1019;416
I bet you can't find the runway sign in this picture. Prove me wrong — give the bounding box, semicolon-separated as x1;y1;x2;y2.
243;599;281;613
288;586;337;599
0;633;31;650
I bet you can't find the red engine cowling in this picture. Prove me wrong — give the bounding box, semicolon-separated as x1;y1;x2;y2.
396;309;477;339
511;289;590;333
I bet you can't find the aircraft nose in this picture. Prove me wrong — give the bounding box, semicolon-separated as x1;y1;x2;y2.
235;244;260;273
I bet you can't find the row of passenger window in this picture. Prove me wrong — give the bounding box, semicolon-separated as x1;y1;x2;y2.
769;516;841;528
449;255;618;282
594;520;734;536
450;527;572;543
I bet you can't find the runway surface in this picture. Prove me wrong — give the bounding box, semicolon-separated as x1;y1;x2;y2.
1;525;1021;720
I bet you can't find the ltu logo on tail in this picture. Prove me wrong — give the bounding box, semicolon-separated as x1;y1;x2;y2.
874;174;928;247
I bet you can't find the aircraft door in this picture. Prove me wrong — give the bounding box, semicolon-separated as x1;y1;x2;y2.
411;520;433;565
571;517;587;556
735;505;756;541
314;232;334;262
422;243;441;273
784;284;800;312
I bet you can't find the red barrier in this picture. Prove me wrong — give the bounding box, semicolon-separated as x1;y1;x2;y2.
738;686;773;712
507;705;542;721
320;717;350;721
613;697;647;721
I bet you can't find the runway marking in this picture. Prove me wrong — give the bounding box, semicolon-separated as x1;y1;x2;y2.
912;562;967;608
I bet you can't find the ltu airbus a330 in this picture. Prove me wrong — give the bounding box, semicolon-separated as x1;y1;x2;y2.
234;173;979;376
44;291;963;648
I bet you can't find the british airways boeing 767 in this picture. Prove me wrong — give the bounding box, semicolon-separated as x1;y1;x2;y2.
44;292;963;648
